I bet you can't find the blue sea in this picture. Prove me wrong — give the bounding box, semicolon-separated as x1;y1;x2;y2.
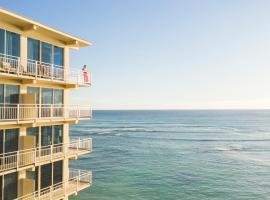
70;110;270;200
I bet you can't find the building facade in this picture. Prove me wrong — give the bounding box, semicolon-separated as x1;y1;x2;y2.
0;8;92;200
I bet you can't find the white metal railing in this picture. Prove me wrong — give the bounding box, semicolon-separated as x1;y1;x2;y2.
0;104;92;121
0;53;91;86
16;169;92;200
0;53;21;74
0;138;92;173
68;138;92;156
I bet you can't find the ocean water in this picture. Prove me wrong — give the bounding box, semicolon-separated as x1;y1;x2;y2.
70;110;270;200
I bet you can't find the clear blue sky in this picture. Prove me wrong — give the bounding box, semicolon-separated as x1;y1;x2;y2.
2;0;270;109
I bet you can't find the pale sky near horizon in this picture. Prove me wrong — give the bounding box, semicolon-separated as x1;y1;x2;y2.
2;0;270;109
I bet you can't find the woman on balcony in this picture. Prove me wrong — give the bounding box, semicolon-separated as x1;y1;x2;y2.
82;65;90;84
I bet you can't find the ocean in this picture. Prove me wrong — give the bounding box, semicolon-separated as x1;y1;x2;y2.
70;110;270;200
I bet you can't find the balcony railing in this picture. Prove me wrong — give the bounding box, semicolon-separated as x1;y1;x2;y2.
0;138;92;173
0;104;92;122
0;53;91;86
16;169;92;200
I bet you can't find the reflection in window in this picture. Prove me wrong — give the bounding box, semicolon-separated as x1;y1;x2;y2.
4;172;18;200
35;167;39;191
41;163;52;189
41;126;52;146
27;38;40;61
54;89;63;105
0;29;4;54
54;125;63;144
0;84;3;105
6;31;20;57
5;85;19;105
41;42;52;64
5;129;19;153
53;161;63;184
41;88;53;104
54;46;63;66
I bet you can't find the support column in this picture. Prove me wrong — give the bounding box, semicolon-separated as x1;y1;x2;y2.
20;34;27;72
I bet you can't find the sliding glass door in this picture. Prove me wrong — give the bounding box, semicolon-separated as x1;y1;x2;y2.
0;29;20;71
41;126;52;147
6;31;20;58
4;172;18;200
5;129;19;153
0;29;4;55
41;88;53;117
41;163;52;189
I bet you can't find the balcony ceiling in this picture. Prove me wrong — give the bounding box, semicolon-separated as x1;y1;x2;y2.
0;7;91;48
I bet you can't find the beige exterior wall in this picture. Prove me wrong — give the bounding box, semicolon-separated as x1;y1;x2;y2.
0;11;91;199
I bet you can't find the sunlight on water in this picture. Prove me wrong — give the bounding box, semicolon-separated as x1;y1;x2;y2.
70;110;270;200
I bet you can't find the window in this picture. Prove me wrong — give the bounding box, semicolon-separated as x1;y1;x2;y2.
27;38;40;61
0;84;3;105
41;42;52;64
4;172;18;200
41;163;52;189
0;29;4;54
54;46;63;66
5;85;19;105
0;29;20;58
4;129;19;153
41;88;53;104
53;89;63;105
53;161;63;184
0;129;18;156
35;167;39;191
6;31;20;57
54;125;63;144
41;126;52;146
0;130;3;155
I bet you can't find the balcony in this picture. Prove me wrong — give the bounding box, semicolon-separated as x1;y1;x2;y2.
0;138;92;174
16;169;92;200
0;104;92;125
0;53;91;88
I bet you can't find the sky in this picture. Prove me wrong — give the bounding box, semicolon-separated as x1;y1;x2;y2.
1;0;270;109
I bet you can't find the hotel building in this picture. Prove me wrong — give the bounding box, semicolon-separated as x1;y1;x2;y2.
0;8;92;199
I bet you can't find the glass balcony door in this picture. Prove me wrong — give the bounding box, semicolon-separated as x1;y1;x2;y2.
40;161;63;190
27;37;64;80
41;88;53;117
27;38;40;75
41;163;52;189
0;29;20;72
4;172;18;200
0;129;19;154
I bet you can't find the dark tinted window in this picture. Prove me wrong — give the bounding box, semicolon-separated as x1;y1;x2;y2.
4;172;17;200
41;42;52;64
6;31;20;57
0;29;4;54
5;85;19;104
54;125;63;144
54;46;63;66
53;161;63;184
41;163;52;189
5;129;18;153
27;38;40;61
41;126;52;146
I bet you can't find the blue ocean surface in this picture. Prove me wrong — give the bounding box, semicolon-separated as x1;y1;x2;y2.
70;110;270;200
